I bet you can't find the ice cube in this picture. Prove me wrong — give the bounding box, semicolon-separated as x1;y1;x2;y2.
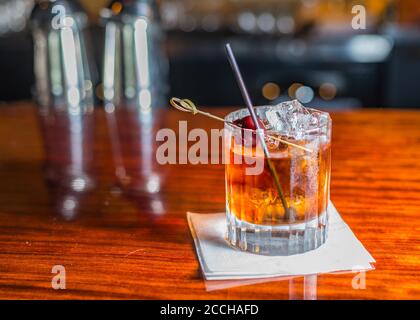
264;133;280;150
307;110;323;131
265;99;327;139
265;108;290;132
265;100;311;137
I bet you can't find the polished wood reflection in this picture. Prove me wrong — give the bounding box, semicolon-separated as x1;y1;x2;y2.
0;102;419;299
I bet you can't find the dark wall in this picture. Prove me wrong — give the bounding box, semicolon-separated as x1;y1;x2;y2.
1;28;420;108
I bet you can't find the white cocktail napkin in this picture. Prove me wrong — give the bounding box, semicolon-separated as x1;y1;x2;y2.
187;202;375;280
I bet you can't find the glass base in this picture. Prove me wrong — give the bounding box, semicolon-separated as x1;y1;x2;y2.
226;210;328;256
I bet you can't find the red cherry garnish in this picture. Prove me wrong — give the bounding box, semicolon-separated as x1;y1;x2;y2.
234;115;265;130
232;116;266;148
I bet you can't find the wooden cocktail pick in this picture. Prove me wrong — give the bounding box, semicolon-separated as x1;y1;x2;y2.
169;97;313;154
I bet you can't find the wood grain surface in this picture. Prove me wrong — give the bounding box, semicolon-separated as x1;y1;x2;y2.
0;102;419;299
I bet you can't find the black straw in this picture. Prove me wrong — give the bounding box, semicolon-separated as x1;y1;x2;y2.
224;43;291;220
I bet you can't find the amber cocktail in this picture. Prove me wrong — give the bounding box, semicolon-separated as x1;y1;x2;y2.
224;100;332;255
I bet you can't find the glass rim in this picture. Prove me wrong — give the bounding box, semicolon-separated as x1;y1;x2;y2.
224;104;331;134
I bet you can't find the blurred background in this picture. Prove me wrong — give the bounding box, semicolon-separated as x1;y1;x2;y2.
1;0;420;109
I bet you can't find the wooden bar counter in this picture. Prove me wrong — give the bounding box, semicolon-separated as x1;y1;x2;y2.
0;102;419;299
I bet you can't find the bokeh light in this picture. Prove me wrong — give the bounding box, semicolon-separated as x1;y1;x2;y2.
319;83;337;100
288;83;303;98
296;85;314;103
262;82;280;100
